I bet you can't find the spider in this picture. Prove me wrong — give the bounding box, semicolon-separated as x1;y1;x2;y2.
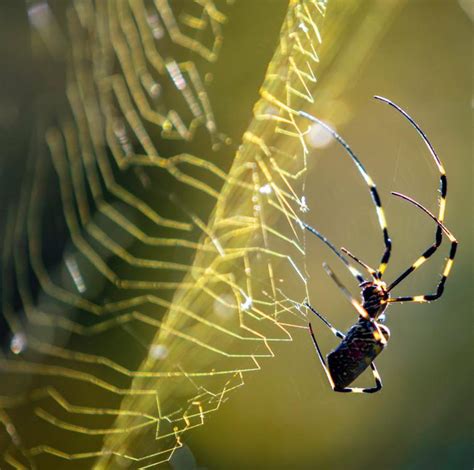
298;96;458;393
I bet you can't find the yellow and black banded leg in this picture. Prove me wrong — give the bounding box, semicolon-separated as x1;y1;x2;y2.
375;96;448;280
302;222;365;283
299;110;392;278
321;264;387;345
387;193;458;304
308;323;383;394
387;213;443;292
341;247;377;278
321;263;369;319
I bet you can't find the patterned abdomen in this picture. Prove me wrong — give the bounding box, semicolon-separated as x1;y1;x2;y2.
327;319;385;389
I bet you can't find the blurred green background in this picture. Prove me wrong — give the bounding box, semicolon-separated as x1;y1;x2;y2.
0;1;471;469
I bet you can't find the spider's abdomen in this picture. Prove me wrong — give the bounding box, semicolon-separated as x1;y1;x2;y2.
327;319;385;389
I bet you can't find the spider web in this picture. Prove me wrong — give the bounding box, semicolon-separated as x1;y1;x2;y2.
0;0;403;468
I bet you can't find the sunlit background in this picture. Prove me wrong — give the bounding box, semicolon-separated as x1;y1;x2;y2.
0;1;471;469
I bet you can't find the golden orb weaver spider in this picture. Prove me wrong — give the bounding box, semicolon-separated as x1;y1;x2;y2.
299;96;458;393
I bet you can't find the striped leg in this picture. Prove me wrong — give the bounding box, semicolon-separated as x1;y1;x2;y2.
387;193;458;304
341;246;377;278
299;111;392;277
321;263;369;319
375;96;448;290
387;214;442;293
321;263;387;345
308;323;382;394
302;222;365;283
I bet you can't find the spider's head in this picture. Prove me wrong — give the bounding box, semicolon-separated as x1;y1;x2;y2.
360;279;389;319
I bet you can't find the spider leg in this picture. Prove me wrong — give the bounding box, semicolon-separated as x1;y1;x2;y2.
375;96;448;287
302;222;365;283
304;302;345;339
308;323;383;394
374;96;447;224
322;263;358;306
341;247;377;278
299;111;391;277
336;363;383;394
308;322;337;389
387;193;457;304
322;263;388;345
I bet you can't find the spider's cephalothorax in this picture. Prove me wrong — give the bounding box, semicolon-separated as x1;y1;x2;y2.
300;96;458;394
360;280;389;319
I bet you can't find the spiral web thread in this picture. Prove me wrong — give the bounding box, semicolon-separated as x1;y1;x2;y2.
0;0;328;468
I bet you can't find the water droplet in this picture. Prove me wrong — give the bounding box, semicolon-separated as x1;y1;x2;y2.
10;333;27;355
